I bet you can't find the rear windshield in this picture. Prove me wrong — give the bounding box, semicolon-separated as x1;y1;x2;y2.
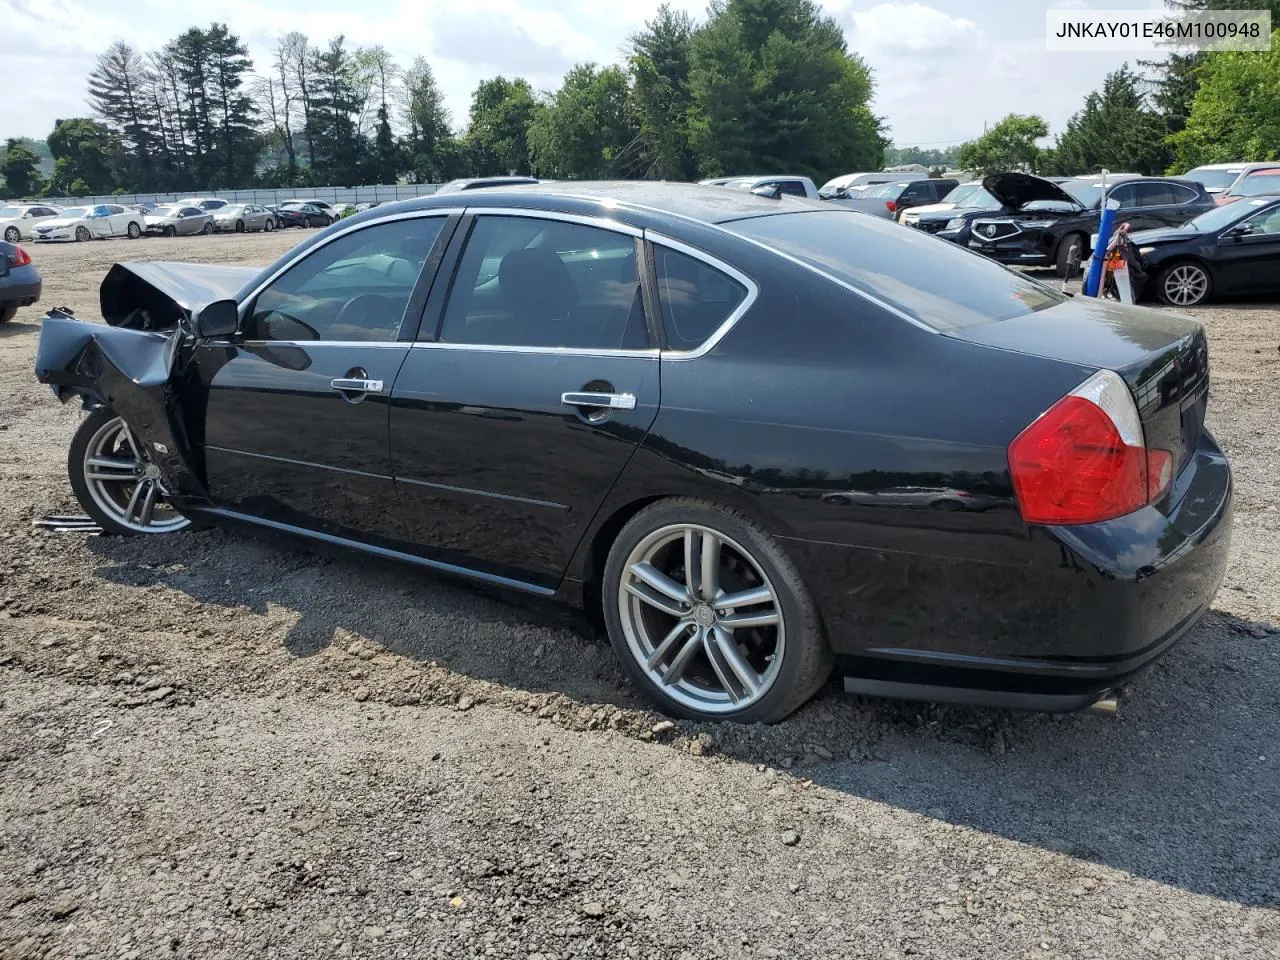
730;210;1066;332
1186;167;1243;190
1233;173;1280;196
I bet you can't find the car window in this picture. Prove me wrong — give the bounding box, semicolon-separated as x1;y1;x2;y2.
438;216;647;350
653;246;749;352
731;210;1066;332
249;216;446;343
776;181;807;197
1110;184;1140;209
181;207;202;217
1235;173;1280;197
1135;182;1177;206
1242;207;1280;236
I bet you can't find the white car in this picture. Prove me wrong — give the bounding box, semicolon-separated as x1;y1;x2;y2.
0;204;62;243
898;182;998;225
32;203;146;242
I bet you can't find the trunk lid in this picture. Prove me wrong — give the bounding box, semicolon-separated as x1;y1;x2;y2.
954;296;1210;475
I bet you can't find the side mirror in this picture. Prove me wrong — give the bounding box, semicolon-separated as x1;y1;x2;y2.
194;299;239;339
1224;224;1252;240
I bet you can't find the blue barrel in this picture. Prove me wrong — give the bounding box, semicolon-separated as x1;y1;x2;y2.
1084;199;1120;298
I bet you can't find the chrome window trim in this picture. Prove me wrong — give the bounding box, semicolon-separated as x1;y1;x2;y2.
236;339;413;349
236;207;465;322
411;343;659;359
644;231;760;361
467;207;644;237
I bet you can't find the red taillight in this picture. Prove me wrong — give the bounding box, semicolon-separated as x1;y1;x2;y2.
1008;371;1172;525
885;200;897;213
10;244;31;266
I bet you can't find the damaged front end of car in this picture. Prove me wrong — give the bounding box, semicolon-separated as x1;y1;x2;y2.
33;261;257;505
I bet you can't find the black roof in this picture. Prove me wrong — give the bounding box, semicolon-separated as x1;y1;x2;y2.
381;181;821;225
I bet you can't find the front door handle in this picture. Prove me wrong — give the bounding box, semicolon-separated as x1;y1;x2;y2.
561;391;636;411
330;377;384;393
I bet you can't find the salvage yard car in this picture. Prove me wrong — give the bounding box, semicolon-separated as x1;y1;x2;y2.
968;173;1214;277
831;178;958;219
0;203;62;242
144;205;215;237
1130;196;1280;306
212;203;278;233
33;204;145;242
0;239;40;323
34;182;1232;723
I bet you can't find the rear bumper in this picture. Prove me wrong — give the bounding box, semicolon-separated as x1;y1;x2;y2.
0;269;42;307
793;431;1233;710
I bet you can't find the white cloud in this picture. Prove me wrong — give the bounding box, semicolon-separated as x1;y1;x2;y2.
848;3;981;57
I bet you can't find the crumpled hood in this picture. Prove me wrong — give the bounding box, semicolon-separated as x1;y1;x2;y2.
99;261;259;327
982;172;1080;211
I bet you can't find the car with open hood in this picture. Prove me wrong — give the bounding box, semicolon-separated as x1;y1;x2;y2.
33;181;1231;725
0;204;62;243
968;173;1214;278
32;204;146;242
1128;195;1280;306
144;205;215;237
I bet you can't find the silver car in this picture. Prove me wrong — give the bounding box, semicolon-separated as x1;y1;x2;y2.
143;205;215;237
212;204;278;233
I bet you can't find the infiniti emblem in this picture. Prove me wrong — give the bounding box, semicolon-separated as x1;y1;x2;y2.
693;604;716;628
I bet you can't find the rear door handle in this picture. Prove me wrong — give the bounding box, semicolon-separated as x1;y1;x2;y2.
330;378;384;393
561;391;636;410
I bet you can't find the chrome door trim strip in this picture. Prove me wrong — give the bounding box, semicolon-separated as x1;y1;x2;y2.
204;445;392;481
409;343;660;359
396;475;569;511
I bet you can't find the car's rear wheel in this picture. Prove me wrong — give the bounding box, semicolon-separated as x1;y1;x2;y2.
68;410;192;537
1055;233;1085;278
0;305;17;325
1158;260;1212;307
75;226;91;242
3;227;19;243
303;216;314;228
603;498;832;723
264;218;275;232
126;221;141;239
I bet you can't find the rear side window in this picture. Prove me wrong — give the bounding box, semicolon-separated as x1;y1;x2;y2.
731;210;1065;332
653;246;749;351
776;181;807;197
1136;182;1178;206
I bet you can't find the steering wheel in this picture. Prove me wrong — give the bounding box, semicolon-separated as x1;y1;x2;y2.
335;293;395;335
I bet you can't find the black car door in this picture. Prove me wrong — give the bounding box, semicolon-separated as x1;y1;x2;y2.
1214;203;1280;292
388;211;660;590
1107;183;1148;230
191;212;455;544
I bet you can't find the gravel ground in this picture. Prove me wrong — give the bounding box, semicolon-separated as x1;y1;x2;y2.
1;233;1278;959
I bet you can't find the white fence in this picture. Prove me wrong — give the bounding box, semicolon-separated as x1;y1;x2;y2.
41;183;443;207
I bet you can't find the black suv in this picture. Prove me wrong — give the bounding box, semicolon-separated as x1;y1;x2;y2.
967;173;1215;277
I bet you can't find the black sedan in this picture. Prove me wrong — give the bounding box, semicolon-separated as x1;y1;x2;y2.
1132;196;1280;306
968;173;1215;277
0;240;41;324
34;183;1232;723
272;203;333;228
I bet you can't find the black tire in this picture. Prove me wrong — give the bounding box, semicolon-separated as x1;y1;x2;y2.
235;220;245;233
68;409;203;537
1055;233;1085;279
0;305;17;325
202;222;214;235
126;221;141;239
1156;259;1212;308
3;226;19;243
303;216;313;228
265;218;275;232
602;497;832;724
75;226;91;242
164;226;176;238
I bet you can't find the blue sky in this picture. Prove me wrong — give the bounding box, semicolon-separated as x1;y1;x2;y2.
2;0;1163;148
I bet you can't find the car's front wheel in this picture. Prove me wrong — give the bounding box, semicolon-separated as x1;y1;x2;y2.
264;218;275;232
68;410;193;537
3;227;19;243
75;226;91;242
202;222;214;235
1157;260;1212;307
126;221;141;239
1056;233;1085;278
603;498;832;723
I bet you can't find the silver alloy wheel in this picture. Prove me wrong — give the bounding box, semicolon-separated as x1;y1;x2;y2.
617;523;785;714
3;227;19;243
82;416;190;534
75;226;90;242
1164;263;1209;306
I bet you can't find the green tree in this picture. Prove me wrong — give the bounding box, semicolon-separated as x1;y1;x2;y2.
686;0;886;180
955;114;1049;176
308;36;367;183
527;64;635;179
1045;66;1170;176
402;57;459;182
1169;30;1280;167
1;140;43;197
87;42;157;190
884;145;961;168
465;76;537;176
46;118;119;194
628;4;698;180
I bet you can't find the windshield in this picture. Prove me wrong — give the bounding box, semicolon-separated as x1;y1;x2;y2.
1187;197;1278;232
1185;167;1243;190
57;207;87;219
1061;182;1101;207
732;210;1066;332
149;206;177;217
281;202;307;210
219;204;246;214
941;184;997;207
1232;172;1280;196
